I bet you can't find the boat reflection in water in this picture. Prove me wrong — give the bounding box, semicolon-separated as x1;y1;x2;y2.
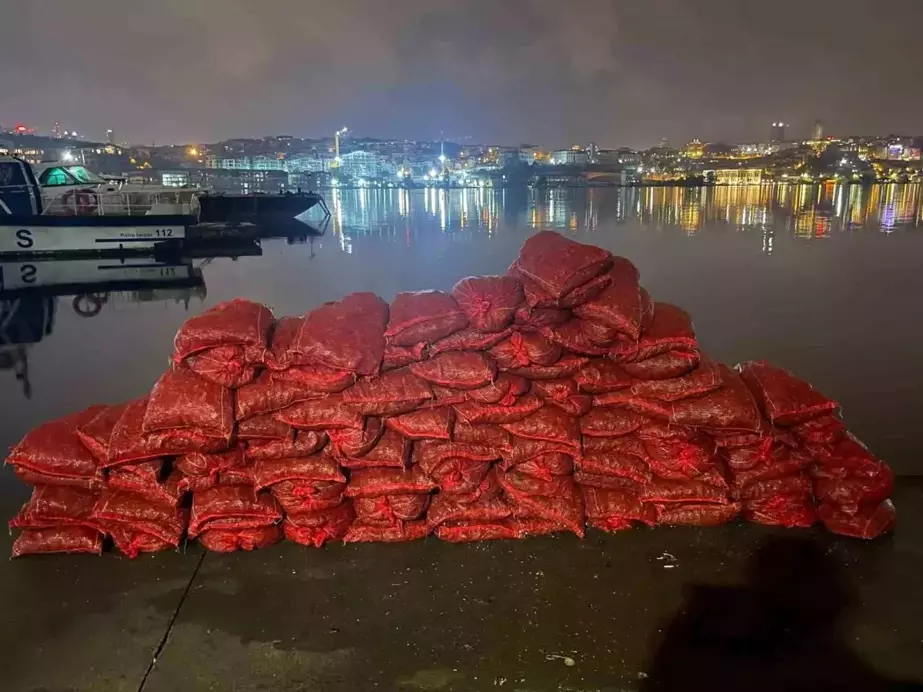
0;241;263;399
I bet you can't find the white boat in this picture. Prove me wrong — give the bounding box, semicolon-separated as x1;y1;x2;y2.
0;156;198;256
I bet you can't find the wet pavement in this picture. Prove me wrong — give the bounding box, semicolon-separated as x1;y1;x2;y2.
2;479;921;692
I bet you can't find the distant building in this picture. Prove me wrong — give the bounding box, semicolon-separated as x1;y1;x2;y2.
770;122;787;142
682;139;705;159
812;120;824;141
518;145;541;164
106;129;114;145
549;148;588;166
338;150;396;179
711;168;763;185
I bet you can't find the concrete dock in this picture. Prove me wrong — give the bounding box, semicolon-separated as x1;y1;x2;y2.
2;479;921;692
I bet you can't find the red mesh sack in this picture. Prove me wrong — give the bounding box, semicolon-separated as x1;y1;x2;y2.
8;406;106;486
452;423;512;450
427;493;512;530
345;467;436;498
735;475;813;502
219;464;256;487
142;369;233;440
413;440;499;476
742;495;816;528
730;448;813;488
722;438;775;471
275;397;364;431
172;299;273;387
341;368;433;416
509;231;612;299
270;364;355;394
583;432;648;455
737;360;840;426
430;327;510;357
109;399;228;465
621;351;700;380
450;468;504;505
643;436;716;479
813;468;893;515
582;486;656;529
261;316;302;371
641;478;729;504
383;342;428;370
817;500;895;539
507;479;585;537
199;525;283;552
465;374;530;406
173;299;272;363
579;407;646;438
12;526;104;558
409;352;496;390
237;414;292;440
806;433;881;469
244;431;327;462
188;485;282;537
669;365;762;432
508;354;589;380
614;303;697;362
434;520;519;542
283;502;354;547
271;480;346;514
655;502;741;526
502;407;580;449
454;393;544;425
108;525;177;558
521;271;612;310
791;415;846;444
451;275;523;332
343;520;428;543
630;357;721;402
502;437;576;466
91;490;187;545
430;385;468;407
579;319;622;346
9;486;100;530
176;447;245;479
431;459;492;494
509;452;573;480
575;359;632;394
575;452;651;485
386;407;453;441
385;290;467;346
292;292;389;376
337;430;410;470
574;472;645;493
499;468;572;498
176;474;218;494
329;418;384;458
591;391;671;419
252;451;346;492
109;466;185;508
532;377;592;416
491;331;561;369
76;403;126;463
541;320;609;356
353;494;430;525
513;305;570;329
571;258;643;338
178;347;255;390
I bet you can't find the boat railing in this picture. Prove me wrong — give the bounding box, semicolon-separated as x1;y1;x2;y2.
41;189;200;217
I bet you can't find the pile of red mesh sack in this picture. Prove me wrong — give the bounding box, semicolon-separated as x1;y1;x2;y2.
5;231;896;557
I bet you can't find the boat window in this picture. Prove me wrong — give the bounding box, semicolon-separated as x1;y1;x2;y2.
39;167;76;186
65;166;105;184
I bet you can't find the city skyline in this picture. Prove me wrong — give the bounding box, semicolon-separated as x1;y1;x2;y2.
2;0;922;147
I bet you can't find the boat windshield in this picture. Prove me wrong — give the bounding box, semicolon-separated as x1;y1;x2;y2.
64;166;106;184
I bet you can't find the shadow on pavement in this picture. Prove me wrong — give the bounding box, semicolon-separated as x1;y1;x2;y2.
640;535;921;692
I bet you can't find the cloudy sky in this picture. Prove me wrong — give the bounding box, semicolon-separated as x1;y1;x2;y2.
2;0;921;147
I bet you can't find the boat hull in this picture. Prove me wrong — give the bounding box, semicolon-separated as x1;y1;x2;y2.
197;194;321;223
0;215;192;257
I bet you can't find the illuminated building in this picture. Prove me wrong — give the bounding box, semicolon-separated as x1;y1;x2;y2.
770;122;787;142
682;139;705;159
549;148;588;165
812;120;824;141
106;129;114;145
52;121;62;139
710;168;763;185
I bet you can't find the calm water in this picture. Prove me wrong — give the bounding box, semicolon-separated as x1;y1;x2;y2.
1;184;921;491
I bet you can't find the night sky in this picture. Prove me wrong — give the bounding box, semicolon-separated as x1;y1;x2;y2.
3;0;921;147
